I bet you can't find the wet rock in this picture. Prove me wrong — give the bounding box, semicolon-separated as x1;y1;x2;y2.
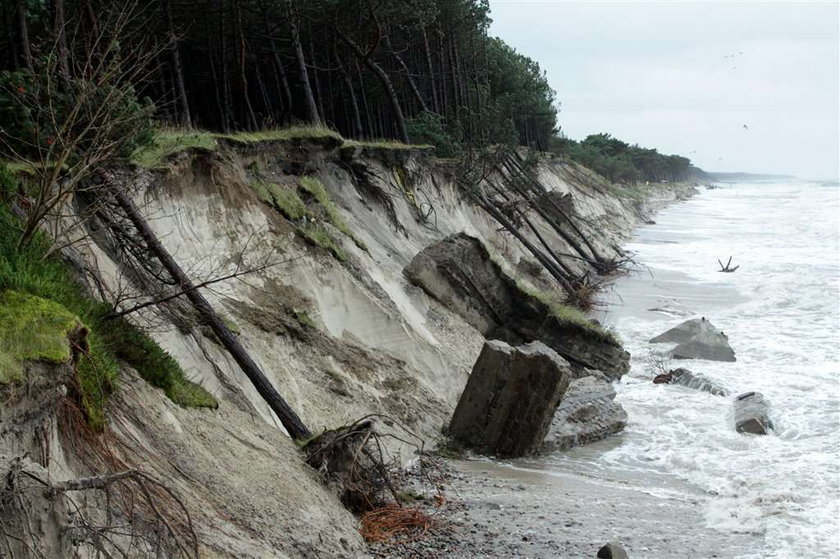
543;376;627;451
597;542;629;559
734;391;773;435
650;317;736;362
405;233;629;379
652;368;729;396
449;340;571;457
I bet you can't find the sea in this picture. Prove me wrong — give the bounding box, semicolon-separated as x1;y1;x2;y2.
519;179;840;557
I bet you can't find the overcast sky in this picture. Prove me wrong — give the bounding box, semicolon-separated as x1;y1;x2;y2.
489;1;840;179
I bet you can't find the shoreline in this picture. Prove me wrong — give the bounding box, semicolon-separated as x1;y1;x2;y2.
369;180;715;558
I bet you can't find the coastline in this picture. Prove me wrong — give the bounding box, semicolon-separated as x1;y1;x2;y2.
370;180;715;558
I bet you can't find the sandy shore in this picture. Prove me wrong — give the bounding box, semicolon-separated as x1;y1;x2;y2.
370;445;761;558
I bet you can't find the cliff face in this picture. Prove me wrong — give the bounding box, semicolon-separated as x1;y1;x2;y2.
1;141;697;557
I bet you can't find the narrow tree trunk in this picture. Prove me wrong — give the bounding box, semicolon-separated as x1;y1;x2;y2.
336;31;410;144
422;28;439;113
384;35;428;113
473;191;575;297
355;59;373;137
163;0;192;127
237;2;258;130
334;45;363;138
268;37;294;122
16;0;32;71
53;0;70;79
111;188;312;441
287;2;321;125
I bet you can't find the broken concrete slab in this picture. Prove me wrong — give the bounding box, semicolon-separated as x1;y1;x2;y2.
405;233;629;379
650;317;735;362
734;391;773;435
543;375;627;452
449;340;571;457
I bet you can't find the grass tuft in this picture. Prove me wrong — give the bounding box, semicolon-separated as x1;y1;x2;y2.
515;280;618;343
343;139;434;150
298;223;347;262
131;130;218;168
298;176;367;251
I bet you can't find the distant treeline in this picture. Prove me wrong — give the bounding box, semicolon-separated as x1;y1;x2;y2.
552;133;707;184
1;0;558;154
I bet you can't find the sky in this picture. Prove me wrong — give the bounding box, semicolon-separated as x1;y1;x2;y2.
489;1;840;179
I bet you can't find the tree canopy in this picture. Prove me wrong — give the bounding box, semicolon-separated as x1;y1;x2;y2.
1;0;558;153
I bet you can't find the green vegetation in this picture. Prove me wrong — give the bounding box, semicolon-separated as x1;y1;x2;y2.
293;310;316;328
0;290;81;383
298;223;347;262
0;167;216;427
343;138;434;151
130;130;218;169
516;280;618;344
298;176;367;251
552;133;701;184
271;186;310;221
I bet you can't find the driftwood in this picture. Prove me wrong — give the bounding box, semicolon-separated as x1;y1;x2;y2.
718;256;739;273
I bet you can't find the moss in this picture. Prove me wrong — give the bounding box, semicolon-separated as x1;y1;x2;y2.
297;223;347;262
298;176;367;251
0;290;81;373
293;310;315;328
222;316;241;335
101;317;217;410
515;280;618;344
0;351;22;384
0;194;216;427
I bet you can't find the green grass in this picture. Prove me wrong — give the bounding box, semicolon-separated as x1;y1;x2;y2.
0;290;81;384
131;125;433;169
298;176;367;251
0;168;216;426
515;280;618;344
220;125;343;145
130;130;218;168
298;223;347;262
272;185;310;221
343;138;434;150
293;310;315;328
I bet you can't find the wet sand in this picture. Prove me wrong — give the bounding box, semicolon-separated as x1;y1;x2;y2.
371;452;761;558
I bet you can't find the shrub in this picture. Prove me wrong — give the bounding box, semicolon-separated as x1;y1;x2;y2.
406;111;463;158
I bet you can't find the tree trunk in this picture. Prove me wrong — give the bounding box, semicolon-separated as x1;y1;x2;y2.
16;0;32;71
269;37;294;121
384;35;428;113
287;2;321;125
163;0;192;127
237;2;258;130
336;30;410;144
473;191;575;297
422;28;439;114
111;187;312;441
334;45;363;138
53;0;70;79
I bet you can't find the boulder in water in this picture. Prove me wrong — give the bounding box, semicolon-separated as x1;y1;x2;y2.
652;368;730;396
449;340;571;457
543;375;627;451
650;317;736;362
734;391;773;435
597;542;629;559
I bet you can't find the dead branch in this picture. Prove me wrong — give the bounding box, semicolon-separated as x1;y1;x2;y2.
718;256;739;273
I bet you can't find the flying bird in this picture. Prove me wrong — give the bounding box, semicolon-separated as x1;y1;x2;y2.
743;124;749;130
